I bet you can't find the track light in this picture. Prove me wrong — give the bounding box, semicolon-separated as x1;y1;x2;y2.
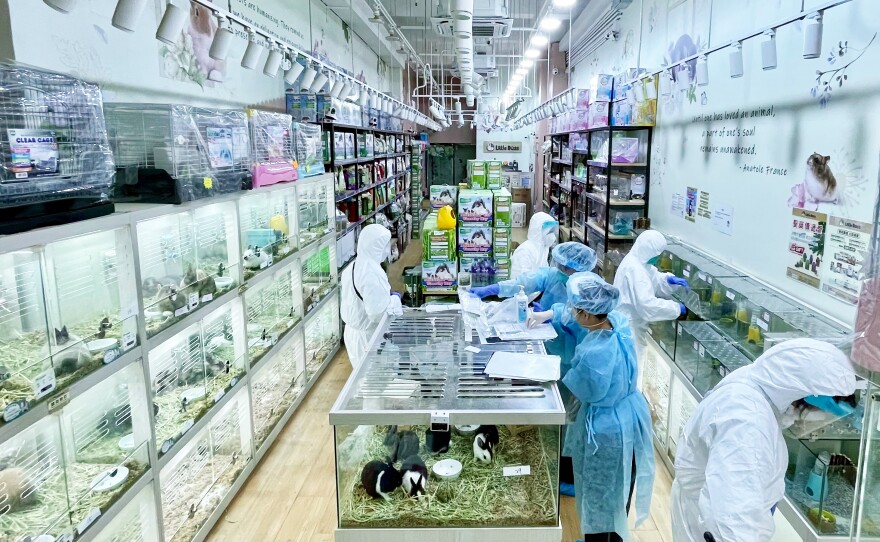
241;30;265;70
466;94;475;107
112;0;148;32
520;59;535;68
539;16;561;31
299;65;317;91
358;89;370;107
369;5;382;23
309;71;329;93
803;13;823;59
207;14;233;59
284;56;305;85
762;30;777;70
330;77;346;98
660;70;673;97
156;1;188;45
263;43;283;77
645;76;657;99
341;81;354;101
696;55;708;86
729;42;743;78
531;34;549;47
633;82;645;102
525;49;540;58
43;0;77;12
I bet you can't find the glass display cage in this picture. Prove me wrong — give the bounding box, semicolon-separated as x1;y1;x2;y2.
304;295;339;380
296;174;335;250
237;185;299;282
159;388;252;542
91;485;161;542
301;241;338;316
640;341;672;448
247;109;296;188
250;328;306;449
136;203;239;339
329;311;564;541
244;264;303;367
104;103;251;203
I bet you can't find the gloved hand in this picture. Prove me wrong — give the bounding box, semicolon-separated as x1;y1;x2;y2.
470;283;500;298
391;291;402;299
668;276;689;288
530;301;544;313
680;303;687;316
387;294;403;317
527;310;554;329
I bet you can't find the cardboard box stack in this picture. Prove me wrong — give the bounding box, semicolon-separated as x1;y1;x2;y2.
421;211;458;294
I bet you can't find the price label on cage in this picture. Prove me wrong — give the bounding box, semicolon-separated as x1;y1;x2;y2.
757;319;769;332
692;341;699;352
503;465;531;477
122;331;136;350
698;345;706;358
188;293;200;311
201;293;214;303
48;391;70;413
76;508;102;535
203;177;214;189
762;311;771;323
697;272;707;282
34;368;56;400
677;326;683;336
174;306;189;317
214;389;226;402
726;291;736;301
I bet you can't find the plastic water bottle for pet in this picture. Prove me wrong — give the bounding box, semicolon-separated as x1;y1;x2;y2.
516;286;528;324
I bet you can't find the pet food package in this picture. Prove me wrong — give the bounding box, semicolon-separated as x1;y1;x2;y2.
344;133;355;160
299;94;318;122
430;185;458;209
333;132;346;161
322;132;331;162
492;188;512;227
487;161;503;190
458;225;493;255
590;74;614;102
458;189;494;224
590;101;610;128
511;202;527;228
468;160;487;189
293;122;324;177
357;134;367;158
422;260;457;294
495;257;511;280
365;134;375;157
634;99;657;126
576;88;591;109
423;229;456;261
612;102;633;127
493;227;511;258
459;256;498;287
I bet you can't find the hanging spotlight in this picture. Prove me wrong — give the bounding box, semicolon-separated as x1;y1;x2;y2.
299;64;317;91
429;103;445;120
284;55;305;85
466;94;475;107
241;30;265;70
633;82;645;102
660;70;673;97
520;59;535;68
206;14;234;59
539;16;562;31
696;55;709;86
516;67;529;76
729;41;744;78
803;13;823;59
525;49;541;59
43;0;77;13
156;1;188;45
309;70;329;93
358;88;370;107
341;81;354;101
531;34;549;47
645;76;658;99
369;4;383;23
263;42;283;77
112;0;148;32
762;30;778;70
330;77;346;98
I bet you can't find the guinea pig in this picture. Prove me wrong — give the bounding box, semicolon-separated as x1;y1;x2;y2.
361;460;402;501
243;247;269;270
399;455;428;499
473;425;500;465
0;467;38;512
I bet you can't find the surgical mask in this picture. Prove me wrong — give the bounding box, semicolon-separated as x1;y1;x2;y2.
544;230;558;248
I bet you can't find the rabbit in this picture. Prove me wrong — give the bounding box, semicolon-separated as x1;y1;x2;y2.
243;247;269;270
473;425;500;465
47;326;92;377
391;430;420;464
383;425;400;462
399;455;428;499
804;153;841;205
425;428;451;453
0;467;38;512
156;285;187;316
360;459;402;501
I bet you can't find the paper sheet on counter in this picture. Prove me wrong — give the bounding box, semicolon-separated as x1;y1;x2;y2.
484;351;561;382
494;322;558;341
425;303;461;313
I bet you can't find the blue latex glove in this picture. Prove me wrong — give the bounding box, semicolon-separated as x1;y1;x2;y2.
804;395;856;417
530;301;544;312
668;276;689;288
391;291;402;299
771;503;778;515
680;303;687;316
470;284;500;298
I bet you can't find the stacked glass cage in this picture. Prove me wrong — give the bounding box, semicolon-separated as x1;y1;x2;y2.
244;265;303;367
91;485;161;542
250;328;306;449
304;295;340;380
296;174;335;249
104;104;251;203
237;185;299;281
301;240;338;316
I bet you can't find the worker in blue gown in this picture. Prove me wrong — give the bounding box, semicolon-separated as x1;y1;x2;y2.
530;273;655;542
469;241;597;314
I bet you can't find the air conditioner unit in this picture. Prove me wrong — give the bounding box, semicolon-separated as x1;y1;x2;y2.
474;53;497;74
432;18;513;38
473;0;509;18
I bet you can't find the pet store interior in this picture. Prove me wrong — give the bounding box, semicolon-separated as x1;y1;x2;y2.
0;0;879;541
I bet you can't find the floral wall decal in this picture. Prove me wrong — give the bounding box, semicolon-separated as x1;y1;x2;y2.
811;33;876;108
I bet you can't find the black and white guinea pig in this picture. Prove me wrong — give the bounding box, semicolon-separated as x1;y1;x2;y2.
473;425;500;464
425;428;451;453
399;455;428;499
361;460;402;501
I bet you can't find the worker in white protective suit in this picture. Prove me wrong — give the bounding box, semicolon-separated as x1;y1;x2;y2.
671;338;857;542
510;212;559;280
340;224;403;368
613;230;686;355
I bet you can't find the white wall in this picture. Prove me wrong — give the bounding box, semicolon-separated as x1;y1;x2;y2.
569;0;880;324
476;126;536;172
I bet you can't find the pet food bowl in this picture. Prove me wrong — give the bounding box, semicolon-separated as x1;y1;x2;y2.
215;276;235;289
32;535;55;542
432;459;463;480
118;434;135;451
87;338;118;353
180;387;207;403
90;466;129;492
454;425;480;436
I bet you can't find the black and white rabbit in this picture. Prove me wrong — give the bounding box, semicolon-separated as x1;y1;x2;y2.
425;428;451;453
473;425;500;464
399;455;428;499
361;459;402;501
384;427;420;464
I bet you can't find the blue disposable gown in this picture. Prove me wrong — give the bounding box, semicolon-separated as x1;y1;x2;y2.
498;268;569;309
562;311;655;538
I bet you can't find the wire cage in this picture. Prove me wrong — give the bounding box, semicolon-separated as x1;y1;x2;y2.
302;242;337;315
304;295;339;379
250;328;305;449
293;122;324;178
247;109;296;188
104;103;252;203
0;64;115;232
238;186;298;282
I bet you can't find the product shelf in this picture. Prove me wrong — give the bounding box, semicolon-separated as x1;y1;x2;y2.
585;191;646;207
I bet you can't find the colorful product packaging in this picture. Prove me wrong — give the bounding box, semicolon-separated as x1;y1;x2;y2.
493;227;511;258
430;185;458;209
458;189;494;224
495;257;511;280
492;188;512;227
590;101;610;128
590;74;614;102
422;260;458;293
576;88;591;109
468;160;487;189
344;133;355;160
487;161;503;189
459;256;498;287
458;225;493;255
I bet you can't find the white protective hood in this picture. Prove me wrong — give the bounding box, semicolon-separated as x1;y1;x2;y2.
511;212;557;280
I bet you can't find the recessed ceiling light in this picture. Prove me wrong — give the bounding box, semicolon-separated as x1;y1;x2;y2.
520;59;535;68
525;48;541;58
530;34;549;47
539;17;561;31
553;0;576;7
516;67;528;75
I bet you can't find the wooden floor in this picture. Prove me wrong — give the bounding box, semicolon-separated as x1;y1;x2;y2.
207;229;674;542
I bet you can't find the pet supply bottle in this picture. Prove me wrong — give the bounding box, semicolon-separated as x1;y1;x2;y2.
516;286;528;324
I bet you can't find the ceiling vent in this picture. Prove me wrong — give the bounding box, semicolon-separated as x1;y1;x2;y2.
432;17;513;38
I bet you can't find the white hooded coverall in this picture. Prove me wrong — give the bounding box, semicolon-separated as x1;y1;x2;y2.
340;225;402;368
671;339;857;542
510;211;557;280
612;230;681;354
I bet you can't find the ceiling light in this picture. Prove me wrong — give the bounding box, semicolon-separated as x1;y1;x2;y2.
729;42;744;78
299;65;317;91
156;1;188;45
466;94;475;107
341;81;354;101
43;0;77;12
553;0;576;6
206;15;234;60
645;76;657;99
520;59;534;68
516;67;528;75
530;34;549;47
369;5;382;23
762;30;778;70
525;49;540;58
539;17;561;31
386;33;401;41
112;0;148;32
696;55;708;86
263;43;283;77
284;56;305;85
358;89;370;107
330;77;345;98
803;13;823;59
241;30;265;70
309;71;329;93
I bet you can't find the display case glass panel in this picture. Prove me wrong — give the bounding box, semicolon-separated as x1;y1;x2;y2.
641;340;672;449
297;175;335;249
305;296;339;380
91;485;161;542
666;376;698;464
238;187;298;282
200;300;247;406
244;265;302;367
190;201;239;302
302;242;337;315
251;329;306;449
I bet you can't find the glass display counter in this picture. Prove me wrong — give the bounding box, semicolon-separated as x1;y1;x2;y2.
330;311;564;542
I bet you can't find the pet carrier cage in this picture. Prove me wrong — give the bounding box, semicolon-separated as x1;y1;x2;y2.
0;64;115;233
293;122;324;178
247;109;296;188
104;104;252;203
